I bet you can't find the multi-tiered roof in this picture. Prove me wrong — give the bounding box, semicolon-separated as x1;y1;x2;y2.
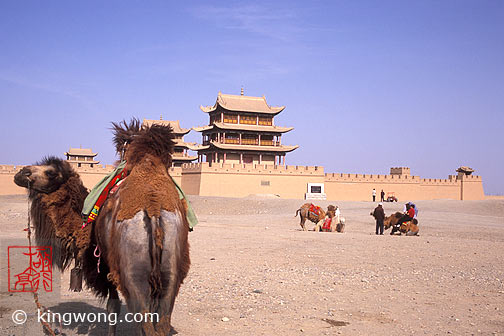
64;147;99;168
142;118;199;167
193;91;298;165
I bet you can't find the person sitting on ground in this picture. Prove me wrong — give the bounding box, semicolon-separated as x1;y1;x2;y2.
410;203;418;218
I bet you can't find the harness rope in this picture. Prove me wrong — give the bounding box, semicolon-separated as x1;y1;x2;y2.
26;182;56;336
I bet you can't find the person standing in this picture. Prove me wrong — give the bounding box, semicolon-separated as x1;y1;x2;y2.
380;189;385;202
372;203;385;235
372;188;376;202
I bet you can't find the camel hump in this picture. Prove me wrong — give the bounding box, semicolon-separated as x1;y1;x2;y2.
117;158;181;221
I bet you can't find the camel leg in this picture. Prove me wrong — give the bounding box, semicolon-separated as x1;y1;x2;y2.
300;217;307;231
107;287;121;336
156;211;190;336
116;213;155;335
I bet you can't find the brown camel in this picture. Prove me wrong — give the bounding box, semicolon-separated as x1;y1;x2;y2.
295;203;334;231
14;120;190;335
384;212;419;236
314;205;346;232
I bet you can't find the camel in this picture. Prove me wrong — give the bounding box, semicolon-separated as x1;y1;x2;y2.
314;205;346;232
14;120;190;335
295;203;326;231
384;212;419;236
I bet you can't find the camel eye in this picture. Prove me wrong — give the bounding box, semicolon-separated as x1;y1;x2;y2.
45;170;57;178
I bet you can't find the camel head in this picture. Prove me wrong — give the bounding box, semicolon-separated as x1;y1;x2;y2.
14;156;74;195
326;205;337;218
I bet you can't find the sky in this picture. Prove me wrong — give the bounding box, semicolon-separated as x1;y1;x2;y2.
0;0;503;194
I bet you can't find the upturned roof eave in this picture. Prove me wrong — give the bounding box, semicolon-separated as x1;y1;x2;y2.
200;104;284;115
192;123;294;133
197;142;299;153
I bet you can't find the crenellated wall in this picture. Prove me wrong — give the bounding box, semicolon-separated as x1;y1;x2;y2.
181;162;325;199
0;163;485;201
323;172;465;201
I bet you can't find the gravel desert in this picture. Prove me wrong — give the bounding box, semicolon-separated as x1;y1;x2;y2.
1;194;503;335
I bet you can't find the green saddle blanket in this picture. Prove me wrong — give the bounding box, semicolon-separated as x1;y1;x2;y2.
82;161;198;229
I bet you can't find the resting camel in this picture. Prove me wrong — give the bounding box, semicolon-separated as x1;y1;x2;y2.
384;212;419;236
14;120;190;335
314;205;346;232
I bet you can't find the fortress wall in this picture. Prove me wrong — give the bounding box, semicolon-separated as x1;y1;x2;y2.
460;175;485;200
324;173;463;201
324;179;420;201
181;162;325;198
0;165;26;195
0;163;486;201
169;167;182;186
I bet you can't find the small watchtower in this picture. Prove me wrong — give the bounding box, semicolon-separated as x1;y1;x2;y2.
390;167;411;176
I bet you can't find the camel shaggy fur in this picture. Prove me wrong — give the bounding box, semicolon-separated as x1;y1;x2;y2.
14;120;190;335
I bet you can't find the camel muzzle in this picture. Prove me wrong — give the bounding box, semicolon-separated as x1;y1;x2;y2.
14;168;32;187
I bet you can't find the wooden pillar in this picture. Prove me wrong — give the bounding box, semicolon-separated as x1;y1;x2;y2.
223;152;226;163
221;112;223;123
237;114;240;124
256;115;259;125
239;133;242;145
259;154;262;164
240;153;243;164
258;134;261;146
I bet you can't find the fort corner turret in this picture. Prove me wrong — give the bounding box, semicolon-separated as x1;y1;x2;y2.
193;91;298;165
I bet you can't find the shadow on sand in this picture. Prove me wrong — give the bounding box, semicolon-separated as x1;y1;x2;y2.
46;301;140;335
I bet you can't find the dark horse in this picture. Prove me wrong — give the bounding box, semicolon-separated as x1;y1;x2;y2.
14;120;190;335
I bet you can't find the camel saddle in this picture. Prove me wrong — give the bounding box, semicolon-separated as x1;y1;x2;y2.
308;203;322;218
322;217;332;231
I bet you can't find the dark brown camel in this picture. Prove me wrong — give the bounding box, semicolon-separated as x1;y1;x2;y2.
14;120;190;335
384;212;419;236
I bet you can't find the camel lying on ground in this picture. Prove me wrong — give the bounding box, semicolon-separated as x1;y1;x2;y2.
14;120;190;335
314;205;346;233
384;212;419;236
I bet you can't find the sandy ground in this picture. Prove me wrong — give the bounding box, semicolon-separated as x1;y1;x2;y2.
0;194;503;335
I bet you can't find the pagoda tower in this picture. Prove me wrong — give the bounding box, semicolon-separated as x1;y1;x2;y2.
142;118;199;167
193;91;298;165
64;147;99;168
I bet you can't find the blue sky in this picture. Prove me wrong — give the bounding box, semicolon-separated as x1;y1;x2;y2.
1;1;503;194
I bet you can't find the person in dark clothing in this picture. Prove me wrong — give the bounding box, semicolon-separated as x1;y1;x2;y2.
372;203;385;235
380;189;385;202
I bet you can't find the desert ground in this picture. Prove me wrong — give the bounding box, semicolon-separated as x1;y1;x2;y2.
0;194;503;336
